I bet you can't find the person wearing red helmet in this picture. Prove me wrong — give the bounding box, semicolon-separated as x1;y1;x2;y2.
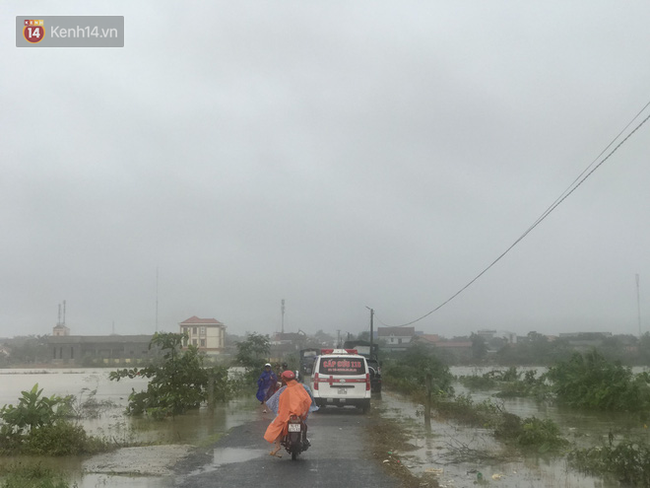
263;370;312;457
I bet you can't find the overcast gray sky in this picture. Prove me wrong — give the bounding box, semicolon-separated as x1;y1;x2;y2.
2;1;650;340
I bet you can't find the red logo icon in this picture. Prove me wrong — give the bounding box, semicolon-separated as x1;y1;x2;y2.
23;19;45;43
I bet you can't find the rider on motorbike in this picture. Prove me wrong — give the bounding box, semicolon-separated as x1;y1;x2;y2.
264;370;312;457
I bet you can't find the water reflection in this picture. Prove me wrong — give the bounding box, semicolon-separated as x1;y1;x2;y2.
213;447;267;466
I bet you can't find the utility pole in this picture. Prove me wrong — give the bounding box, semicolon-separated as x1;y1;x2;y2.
366;306;374;360
281;299;285;334
155;267;159;332
637;274;642;337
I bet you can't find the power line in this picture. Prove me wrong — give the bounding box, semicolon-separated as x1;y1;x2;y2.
378;100;650;328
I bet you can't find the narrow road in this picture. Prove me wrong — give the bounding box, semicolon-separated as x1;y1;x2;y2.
173;405;400;488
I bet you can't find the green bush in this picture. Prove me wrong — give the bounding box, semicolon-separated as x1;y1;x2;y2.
110;332;236;418
0;384;72;433
546;350;650;411
0;384;105;456
569;440;650;486
495;414;568;453
24;422;100;456
0;463;76;488
382;345;454;399
457;374;497;390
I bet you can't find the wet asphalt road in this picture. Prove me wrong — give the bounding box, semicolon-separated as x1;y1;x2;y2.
173;405;399;488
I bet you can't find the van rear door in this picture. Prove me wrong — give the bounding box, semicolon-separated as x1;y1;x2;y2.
314;356;368;399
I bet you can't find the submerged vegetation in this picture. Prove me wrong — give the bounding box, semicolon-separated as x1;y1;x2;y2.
109;332;235;418
0;384;106;456
382;345;455;429
385;347;650;484
570;439;650;486
384;352;568;453
547;350;650;412
456;349;650;413
458;366;552;401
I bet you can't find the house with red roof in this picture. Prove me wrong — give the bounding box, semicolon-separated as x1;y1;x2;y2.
179;316;226;354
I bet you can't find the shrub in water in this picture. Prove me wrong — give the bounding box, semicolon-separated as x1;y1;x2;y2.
546;349;650;411
25;422;90;456
495;414;568;453
110;332;236;418
570;440;650;486
0;384;104;455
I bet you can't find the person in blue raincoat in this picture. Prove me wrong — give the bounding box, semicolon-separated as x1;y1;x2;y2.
256;363;278;410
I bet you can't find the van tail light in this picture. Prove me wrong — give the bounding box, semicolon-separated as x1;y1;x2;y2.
313;372;319;390
365;373;370;391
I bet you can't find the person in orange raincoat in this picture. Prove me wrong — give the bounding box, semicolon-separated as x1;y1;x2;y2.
264;370;312;457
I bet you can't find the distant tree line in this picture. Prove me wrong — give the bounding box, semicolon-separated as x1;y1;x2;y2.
6;330;650;368
492;331;650;367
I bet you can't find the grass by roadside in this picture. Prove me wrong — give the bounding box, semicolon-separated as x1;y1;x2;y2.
366;401;441;488
0;462;77;488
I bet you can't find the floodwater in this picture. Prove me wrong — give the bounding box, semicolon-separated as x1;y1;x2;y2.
379;391;616;487
374;366;650;487
0;368;259;488
0;367;645;487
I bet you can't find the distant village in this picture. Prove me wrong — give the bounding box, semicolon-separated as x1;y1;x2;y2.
0;309;627;367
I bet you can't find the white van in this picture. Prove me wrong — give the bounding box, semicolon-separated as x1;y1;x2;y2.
310;349;371;413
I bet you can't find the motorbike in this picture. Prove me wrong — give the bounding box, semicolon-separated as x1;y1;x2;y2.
281;415;310;460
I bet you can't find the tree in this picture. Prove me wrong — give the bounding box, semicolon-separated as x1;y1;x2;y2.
235;333;270;370
639;333;650;365
357;331;370;342
470;333;488;362
383;345;453;430
110;332;232;418
313;329;335;346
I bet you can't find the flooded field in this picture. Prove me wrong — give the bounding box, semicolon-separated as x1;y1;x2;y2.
0;368;260;488
0;367;647;487
375;366;650;487
379;391;615;487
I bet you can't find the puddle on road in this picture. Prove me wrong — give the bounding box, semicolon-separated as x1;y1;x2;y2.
185;447;268;478
79;473;174;487
213;447;267;466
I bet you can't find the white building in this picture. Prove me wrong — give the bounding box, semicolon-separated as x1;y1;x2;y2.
179;316;226;354
377;326;415;350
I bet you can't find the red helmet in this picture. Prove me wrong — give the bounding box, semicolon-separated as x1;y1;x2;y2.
281;370;295;381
